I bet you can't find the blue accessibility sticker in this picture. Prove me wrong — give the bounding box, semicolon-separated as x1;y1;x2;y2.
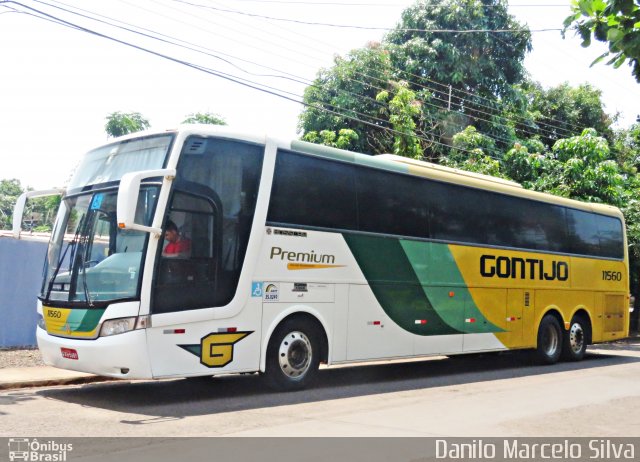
90;193;104;210
251;282;263;297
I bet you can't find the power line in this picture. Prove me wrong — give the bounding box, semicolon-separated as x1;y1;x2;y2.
169;0;563;33
4;1;584;160
197;0;574;9
163;0;580;141
61;0;560;147
36;0;581;150
173;0;580;138
5;0;509;161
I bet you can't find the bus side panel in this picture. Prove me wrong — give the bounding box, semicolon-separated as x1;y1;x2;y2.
346;284;413;360
534;290;595;331
463;288;508;352
601;292;628;341
145;297;263;378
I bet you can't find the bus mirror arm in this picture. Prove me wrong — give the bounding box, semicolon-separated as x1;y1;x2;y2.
117;168;176;235
12;188;65;239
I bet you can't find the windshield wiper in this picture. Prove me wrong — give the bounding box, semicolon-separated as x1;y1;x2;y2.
45;214;85;301
78;226;93;307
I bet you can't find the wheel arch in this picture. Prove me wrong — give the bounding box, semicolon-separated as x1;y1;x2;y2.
260;306;330;372
569;307;593;345
535;306;564;343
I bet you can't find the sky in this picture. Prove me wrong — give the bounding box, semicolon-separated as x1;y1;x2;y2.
1;0;639;190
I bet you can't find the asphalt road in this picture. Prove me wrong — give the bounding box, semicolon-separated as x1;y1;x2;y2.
1;341;640;438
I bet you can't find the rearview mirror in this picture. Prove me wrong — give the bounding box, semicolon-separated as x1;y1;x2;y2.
117;168;176;234
12;189;64;239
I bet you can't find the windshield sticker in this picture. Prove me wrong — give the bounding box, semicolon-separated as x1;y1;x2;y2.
90;193;104;210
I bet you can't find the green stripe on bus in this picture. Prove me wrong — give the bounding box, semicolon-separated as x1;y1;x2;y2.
74;309;105;332
400;241;503;334
343;234;460;336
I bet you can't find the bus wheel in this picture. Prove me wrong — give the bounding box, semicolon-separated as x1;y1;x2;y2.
264;318;320;391
561;315;588;361
535;314;562;364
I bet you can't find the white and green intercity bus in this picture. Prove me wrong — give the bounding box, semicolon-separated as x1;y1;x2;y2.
14;125;630;390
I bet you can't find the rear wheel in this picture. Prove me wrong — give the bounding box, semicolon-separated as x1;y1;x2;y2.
561;315;589;361
264;318;321;391
536;314;562;364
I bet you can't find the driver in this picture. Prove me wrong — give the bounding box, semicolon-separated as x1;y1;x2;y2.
162;220;191;257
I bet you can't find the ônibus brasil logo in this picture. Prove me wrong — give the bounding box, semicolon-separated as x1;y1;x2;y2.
8;438;73;461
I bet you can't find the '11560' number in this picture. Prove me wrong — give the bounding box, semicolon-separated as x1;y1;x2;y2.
602;271;622;281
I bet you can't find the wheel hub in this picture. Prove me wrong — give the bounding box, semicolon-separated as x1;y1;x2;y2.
569;323;584;354
278;331;312;378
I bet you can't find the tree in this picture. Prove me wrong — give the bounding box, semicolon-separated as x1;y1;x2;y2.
375;81;423;158
182;112;227;125
301;129;359;150
519;81;616;148
507;128;628;206
299;43;398;154
105;111;150;138
564;0;640;82
613;122;640;169
384;0;531;148
299;0;532;157
0;179;23;230
501;143;554;189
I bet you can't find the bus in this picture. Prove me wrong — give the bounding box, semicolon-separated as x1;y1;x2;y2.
15;125;630;390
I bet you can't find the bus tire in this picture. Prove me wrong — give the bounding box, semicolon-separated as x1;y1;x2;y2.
264;317;321;391
561;315;589;361
535;314;562;365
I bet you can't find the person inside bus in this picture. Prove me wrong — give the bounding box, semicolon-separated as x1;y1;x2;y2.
162;220;191;257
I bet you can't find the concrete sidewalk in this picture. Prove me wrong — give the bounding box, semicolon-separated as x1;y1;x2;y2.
0;366;113;390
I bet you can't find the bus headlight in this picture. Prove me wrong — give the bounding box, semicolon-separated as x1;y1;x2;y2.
36;313;45;330
100;317;137;337
99;316;151;337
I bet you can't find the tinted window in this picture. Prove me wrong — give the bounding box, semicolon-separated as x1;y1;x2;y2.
426;181;490;245
486;195;568;252
267;149;623;260
153;137;263;313
597;215;624;259
268;151;357;230
356;168;427;237
566;209;601;256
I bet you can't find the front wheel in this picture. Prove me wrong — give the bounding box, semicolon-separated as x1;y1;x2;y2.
561;315;589;361
535;314;563;365
264;318;321;391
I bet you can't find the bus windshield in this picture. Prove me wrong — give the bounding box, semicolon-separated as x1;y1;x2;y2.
39;134;173;307
67;134;173;191
41;187;160;306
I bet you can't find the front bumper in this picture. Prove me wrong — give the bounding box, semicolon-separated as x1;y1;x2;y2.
36;327;153;379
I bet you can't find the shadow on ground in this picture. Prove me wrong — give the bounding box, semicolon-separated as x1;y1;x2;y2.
35;342;640;421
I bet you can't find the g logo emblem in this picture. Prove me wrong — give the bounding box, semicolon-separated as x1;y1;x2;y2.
200;332;251;368
179;332;253;368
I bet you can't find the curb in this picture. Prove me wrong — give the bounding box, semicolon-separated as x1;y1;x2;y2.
0;375;118;391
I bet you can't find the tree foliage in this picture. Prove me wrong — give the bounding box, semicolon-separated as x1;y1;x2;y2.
299;43;398;154
0;179;60;232
299;0;531;157
564;0;640;82
0;179;23;230
376;81;423;158
182;112;227;125
302;129;360;150
519;81;616;148
105;111;150;138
